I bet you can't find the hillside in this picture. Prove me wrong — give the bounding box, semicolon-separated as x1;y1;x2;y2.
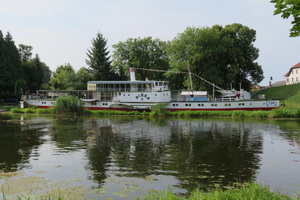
252;84;300;109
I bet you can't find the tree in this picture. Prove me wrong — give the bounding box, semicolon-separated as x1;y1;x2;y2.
112;37;169;81
167;24;263;92
22;54;51;92
18;44;33;62
49;63;78;90
271;0;300;37
76;67;92;90
86;32;116;81
0;31;23;98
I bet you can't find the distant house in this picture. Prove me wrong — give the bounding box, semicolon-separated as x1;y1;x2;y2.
285;62;300;85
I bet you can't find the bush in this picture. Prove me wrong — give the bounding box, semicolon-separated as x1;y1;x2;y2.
54;96;84;115
150;104;168;117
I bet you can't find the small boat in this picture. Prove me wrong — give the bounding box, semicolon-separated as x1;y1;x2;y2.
21;67;280;111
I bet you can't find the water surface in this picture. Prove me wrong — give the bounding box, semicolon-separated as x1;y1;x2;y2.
0;114;299;199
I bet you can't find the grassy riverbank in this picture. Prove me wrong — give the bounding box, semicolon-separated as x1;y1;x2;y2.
141;182;297;200
9;106;300;119
2;182;297;200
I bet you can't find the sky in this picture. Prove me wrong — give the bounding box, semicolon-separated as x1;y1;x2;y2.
1;0;299;86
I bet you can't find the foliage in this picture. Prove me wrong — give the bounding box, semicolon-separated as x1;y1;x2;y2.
112;37;169;81
150;103;168;117
49;63;78;90
167;24;263;92
271;0;300;37
141;182;294;200
18;44;33;62
86;32;117;81
0;31;23;98
14;79;27;99
76;67;92;90
54;96;84;115
22;54;51;92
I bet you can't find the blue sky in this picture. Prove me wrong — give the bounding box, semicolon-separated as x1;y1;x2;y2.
1;0;299;86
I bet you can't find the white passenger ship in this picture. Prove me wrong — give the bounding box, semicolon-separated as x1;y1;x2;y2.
21;68;280;111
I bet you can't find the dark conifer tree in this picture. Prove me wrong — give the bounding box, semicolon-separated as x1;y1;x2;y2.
85;32;117;80
0;31;23;97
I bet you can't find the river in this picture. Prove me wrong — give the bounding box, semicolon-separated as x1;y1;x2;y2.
0;114;299;199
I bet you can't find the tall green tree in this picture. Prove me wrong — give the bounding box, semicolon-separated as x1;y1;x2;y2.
21;51;51;92
112;37;169;81
86;32;116;81
76;67;92;90
0;31;23;98
167;24;263;92
18;44;33;62
271;0;300;37
49;63;78;90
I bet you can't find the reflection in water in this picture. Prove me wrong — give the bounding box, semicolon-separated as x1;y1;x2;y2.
0;115;49;172
85;119;266;192
0;115;300;198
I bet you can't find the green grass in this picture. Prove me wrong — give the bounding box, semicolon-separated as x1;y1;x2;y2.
252;84;300;100
141;182;297;200
54;96;84;115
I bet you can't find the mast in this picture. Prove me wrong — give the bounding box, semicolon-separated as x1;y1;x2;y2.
187;64;193;92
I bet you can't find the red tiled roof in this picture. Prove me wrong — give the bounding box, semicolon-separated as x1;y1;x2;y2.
284;62;300;77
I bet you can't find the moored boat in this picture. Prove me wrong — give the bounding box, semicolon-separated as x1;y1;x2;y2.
21;68;280;111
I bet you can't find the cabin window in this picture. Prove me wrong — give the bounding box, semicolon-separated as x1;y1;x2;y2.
198;104;204;106
173;104;178;106
185;104;191;106
155;94;157;96
128;94;130;96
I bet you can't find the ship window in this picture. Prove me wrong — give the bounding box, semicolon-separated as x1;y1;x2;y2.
119;93;121;95
128;94;130;96
155;94;157;96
